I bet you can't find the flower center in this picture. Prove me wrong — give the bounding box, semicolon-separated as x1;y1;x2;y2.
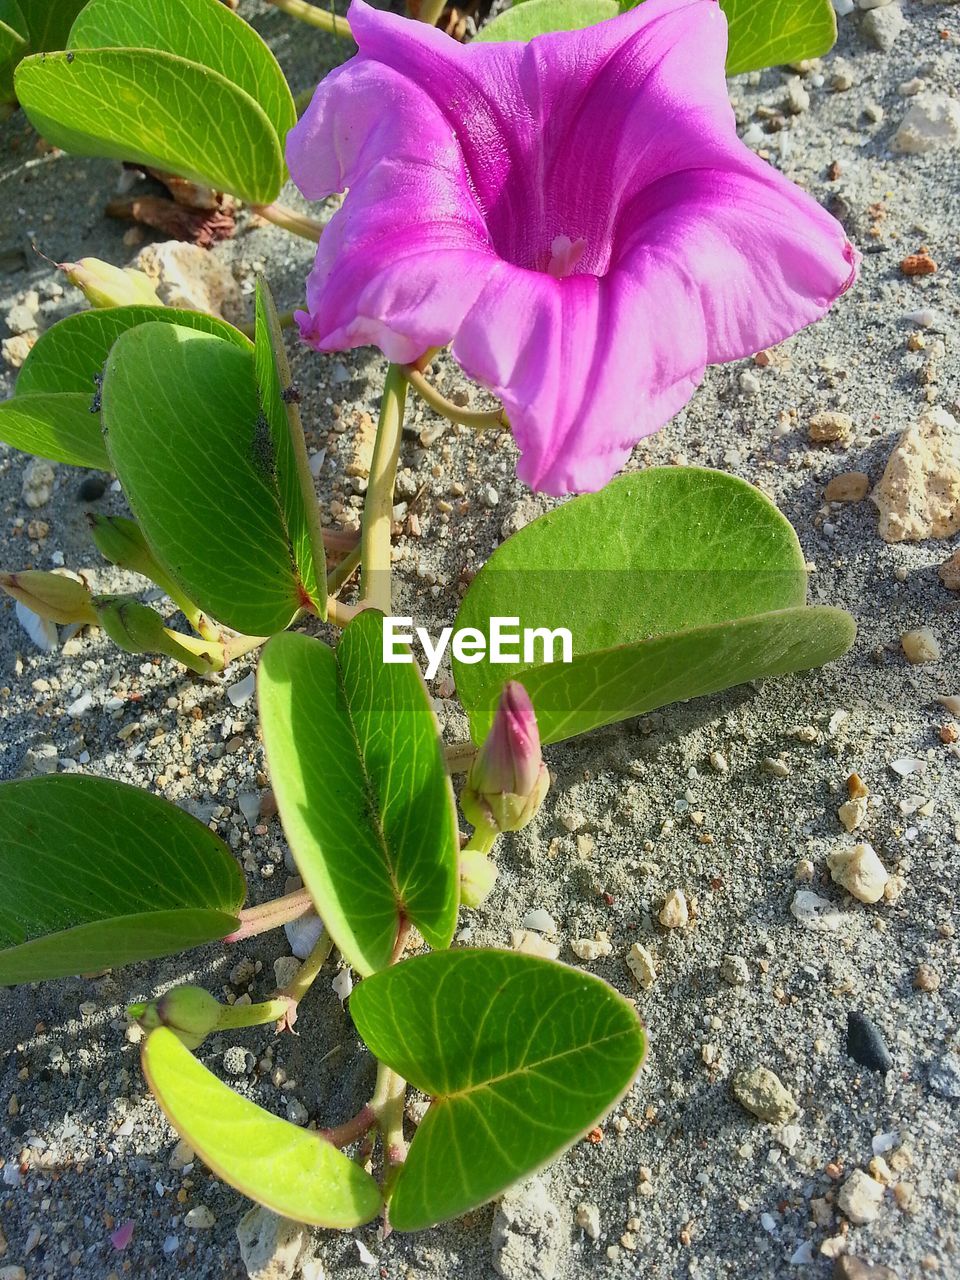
546;235;588;279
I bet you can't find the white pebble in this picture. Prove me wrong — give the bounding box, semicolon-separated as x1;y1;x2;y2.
659;889;689;929
827;842;889;904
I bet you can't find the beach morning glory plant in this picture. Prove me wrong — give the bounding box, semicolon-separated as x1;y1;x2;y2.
0;0;856;1242
289;0;858;494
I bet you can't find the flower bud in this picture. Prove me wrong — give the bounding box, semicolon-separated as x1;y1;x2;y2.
93;594;216;675
0;569;97;625
460;682;549;834
459;849;499;908
129;985;222;1049
60;258;161;309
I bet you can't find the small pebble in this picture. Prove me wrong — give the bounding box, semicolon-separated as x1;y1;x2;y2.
901;628;940;664
913;964;940;993
827;842;889;904
184;1205;216;1230
928;1053;960;1100
576;1202;601;1240
809;411;852;443
658;889;689;929
847;1011;893;1073
731;1066;798;1124
223;1046;251;1076
825;472;870;503
837;1169;884;1225
625;943;657;989
720;954;751;986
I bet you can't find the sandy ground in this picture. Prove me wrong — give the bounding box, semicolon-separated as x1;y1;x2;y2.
0;1;958;1277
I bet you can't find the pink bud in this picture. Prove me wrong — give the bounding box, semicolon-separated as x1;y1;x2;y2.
461;682;549;834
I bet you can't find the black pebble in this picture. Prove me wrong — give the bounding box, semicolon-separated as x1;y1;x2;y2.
77;474;107;502
846;1010;893;1073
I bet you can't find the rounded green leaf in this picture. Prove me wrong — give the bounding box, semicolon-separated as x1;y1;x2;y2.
68;0;296;150
17;305;251;397
453;467;855;743
615;0;837;74
0;0;27;104
15;47;284;204
0;391;109;469
258;616;460;977
18;0;88;55
351;950;647;1231
101;321;308;637
0;776;245;984
142;1027;382;1228
476;0;618;41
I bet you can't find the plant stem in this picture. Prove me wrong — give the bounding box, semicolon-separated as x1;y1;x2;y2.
327;543;362;596
444;739;477;774
371;1061;408;1187
403;365;508;431
251;202;324;243
225;889;314;942
360;364;407;614
326;597;364;627
321;1105;376;1148
462;823;498;857
219;997;292;1029
264;0;353;38
278;928;335;1008
414;0;447;25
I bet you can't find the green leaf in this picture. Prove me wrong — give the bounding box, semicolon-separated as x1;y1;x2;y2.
0;308;248;471
0;775;245;984
0;1;27;104
254;278;326;620
721;0;837;73
101;321;310;637
258;615;459;977
351;950;647;1231
18;0;88;54
453;467;856;744
68;0;296;149
0;391;109;469
475;0;618;41
15;48;284;204
616;0;837;73
142;1027;382;1228
17;305;250;397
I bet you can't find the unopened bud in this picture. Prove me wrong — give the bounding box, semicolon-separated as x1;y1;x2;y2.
60;258;161;309
129;985;222;1049
93;594;215;675
459;849;498;908
88;514;164;580
460;682;549;834
0;568;97;625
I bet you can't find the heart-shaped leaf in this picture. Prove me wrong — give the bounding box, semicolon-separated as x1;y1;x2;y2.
618;0;837;74
453;468;855;744
258;614;460;977
101;321;312;637
0;775;245;984
0;392;109;469
142;1027;382;1227
254;278;326;620
0;306;250;470
15;48;283;204
475;0;618;41
351;949;647;1231
68;0;296;148
17;305;250;397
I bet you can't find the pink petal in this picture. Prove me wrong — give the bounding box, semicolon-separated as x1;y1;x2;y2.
110;1220;135;1251
288;0;858;495
452;261;705;494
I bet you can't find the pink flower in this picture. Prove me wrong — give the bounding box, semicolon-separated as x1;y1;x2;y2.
288;0;858;495
460;682;549;833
